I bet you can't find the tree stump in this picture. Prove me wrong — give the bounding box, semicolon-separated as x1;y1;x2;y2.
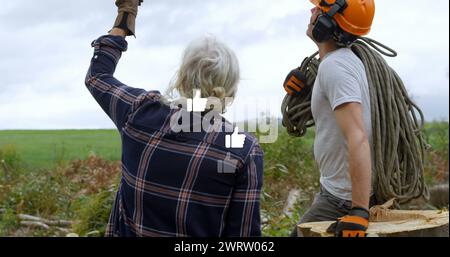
299;210;449;237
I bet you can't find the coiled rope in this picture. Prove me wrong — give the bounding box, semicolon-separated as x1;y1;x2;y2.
281;37;429;204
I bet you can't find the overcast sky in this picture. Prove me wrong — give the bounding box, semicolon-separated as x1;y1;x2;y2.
0;0;448;129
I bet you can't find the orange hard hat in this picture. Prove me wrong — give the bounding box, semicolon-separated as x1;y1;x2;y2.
310;0;375;36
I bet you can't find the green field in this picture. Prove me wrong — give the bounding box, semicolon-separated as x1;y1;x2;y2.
0;130;121;169
0;122;448;237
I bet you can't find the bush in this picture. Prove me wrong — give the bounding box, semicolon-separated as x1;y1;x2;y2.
71;189;117;237
0;123;447;237
424;121;449;160
6;170;63;216
423;122;449;184
0;208;19;236
0;155;120;237
0;145;22;177
259;128;320;236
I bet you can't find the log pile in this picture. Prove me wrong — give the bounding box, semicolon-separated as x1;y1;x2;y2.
17;214;73;233
0;208;73;234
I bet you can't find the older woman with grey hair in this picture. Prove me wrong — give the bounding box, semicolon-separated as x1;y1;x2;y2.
85;0;263;237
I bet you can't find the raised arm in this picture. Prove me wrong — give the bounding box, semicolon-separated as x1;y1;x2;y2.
85;1;146;130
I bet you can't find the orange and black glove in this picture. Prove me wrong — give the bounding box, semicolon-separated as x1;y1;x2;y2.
327;207;370;237
283;68;309;97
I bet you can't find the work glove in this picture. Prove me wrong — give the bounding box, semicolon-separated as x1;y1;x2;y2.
113;0;144;36
327;207;370;237
283;68;309;97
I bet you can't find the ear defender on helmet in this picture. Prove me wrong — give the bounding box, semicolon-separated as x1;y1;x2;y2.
312;0;348;43
312;14;336;43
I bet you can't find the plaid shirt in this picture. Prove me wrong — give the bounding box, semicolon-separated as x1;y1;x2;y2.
85;35;264;237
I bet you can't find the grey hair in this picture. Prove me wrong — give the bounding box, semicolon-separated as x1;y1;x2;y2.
165;36;240;110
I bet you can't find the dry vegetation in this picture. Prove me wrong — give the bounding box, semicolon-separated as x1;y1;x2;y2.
0;122;448;237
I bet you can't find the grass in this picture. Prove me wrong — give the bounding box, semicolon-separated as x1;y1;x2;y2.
0;130;121;169
0;121;448;237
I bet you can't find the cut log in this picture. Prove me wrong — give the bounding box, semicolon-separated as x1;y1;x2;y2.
20;221;51;230
299;210;449;237
18;214;73;227
283;189;301;217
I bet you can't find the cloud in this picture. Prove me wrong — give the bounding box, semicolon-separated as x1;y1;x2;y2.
0;0;448;129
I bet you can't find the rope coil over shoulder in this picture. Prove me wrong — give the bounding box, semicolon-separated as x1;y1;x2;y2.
281;38;429;204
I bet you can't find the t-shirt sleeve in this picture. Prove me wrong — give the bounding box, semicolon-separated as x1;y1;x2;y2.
319;59;362;110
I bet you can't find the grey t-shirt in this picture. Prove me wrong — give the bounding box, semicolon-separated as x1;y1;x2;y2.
311;47;373;201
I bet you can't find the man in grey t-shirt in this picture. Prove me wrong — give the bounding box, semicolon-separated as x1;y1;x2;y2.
289;0;376;237
312;47;373;202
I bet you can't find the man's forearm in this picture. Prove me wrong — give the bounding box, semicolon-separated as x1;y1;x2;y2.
348;136;372;209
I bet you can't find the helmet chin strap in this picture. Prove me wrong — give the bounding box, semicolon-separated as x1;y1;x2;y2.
310;11;321;27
